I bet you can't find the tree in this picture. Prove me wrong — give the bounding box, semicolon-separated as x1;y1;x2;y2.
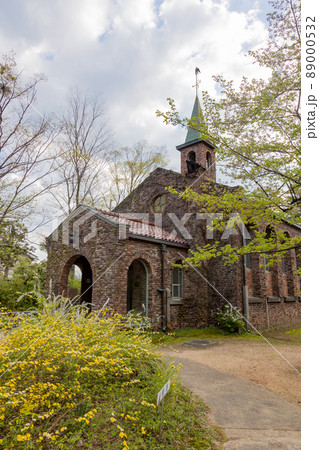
0;53;58;227
0;256;46;311
0;220;34;279
100;141;168;210
157;0;301;268
12;256;46;291
51;87;114;214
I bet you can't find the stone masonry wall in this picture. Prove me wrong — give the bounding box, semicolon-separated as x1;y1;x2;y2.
179;141;216;180
245;221;301;329
46;166;301;331
45;210;126;310
113;168;301;330
45;207;209;329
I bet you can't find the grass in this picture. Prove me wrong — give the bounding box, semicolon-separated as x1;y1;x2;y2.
151;325;262;347
260;324;301;343
0;298;224;449
150;322;302;348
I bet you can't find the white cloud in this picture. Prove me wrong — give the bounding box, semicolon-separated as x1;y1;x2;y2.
0;0;273;256
0;0;269;172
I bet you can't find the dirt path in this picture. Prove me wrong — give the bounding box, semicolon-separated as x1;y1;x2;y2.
162;338;301;405
159;338;301;449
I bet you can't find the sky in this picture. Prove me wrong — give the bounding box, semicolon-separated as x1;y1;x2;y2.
0;0;275;257
0;0;271;174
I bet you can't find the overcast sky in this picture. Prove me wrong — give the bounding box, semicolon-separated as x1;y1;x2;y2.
0;0;275;256
0;0;272;173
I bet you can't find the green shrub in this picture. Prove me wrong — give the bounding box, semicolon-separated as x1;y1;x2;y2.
286;328;301;337
0;258;46;311
0;278;40;311
216;305;246;334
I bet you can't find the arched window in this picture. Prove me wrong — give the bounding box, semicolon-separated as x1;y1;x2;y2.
206;152;212;168
172;262;183;299
188;151;196;163
281;232;290;274
265;226;276;272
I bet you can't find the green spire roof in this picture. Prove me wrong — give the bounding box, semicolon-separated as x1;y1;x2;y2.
176;94;216;152
185;95;202;143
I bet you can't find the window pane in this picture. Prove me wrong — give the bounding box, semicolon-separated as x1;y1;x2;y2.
172;264;183;299
172;268;179;284
265;257;270;272
172;285;179;298
178;268;182;284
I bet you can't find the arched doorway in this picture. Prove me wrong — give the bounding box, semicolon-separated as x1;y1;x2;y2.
64;255;93;311
127;259;148;316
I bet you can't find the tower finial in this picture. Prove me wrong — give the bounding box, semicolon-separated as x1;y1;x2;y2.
193;67;201;97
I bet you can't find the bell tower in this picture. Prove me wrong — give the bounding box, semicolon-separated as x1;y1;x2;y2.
176;68;216;180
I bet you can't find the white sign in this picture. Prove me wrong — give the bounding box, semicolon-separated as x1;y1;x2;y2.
157;379;171;406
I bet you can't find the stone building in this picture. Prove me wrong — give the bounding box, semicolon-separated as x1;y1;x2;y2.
46;95;301;330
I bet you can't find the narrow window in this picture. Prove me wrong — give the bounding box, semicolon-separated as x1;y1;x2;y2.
172;264;183;299
206;152;212;168
265;257;271;272
188;151;196;163
282;255;287;274
281;232;290;275
265;225;276;273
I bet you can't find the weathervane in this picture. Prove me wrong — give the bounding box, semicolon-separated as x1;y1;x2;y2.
192;67;201;97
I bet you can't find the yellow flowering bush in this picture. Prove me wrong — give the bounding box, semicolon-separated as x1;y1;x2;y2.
0;296;221;448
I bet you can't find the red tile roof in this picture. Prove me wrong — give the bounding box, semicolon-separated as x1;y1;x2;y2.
100;210;189;246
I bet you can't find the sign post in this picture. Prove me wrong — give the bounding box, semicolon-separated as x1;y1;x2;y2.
157;379;171;407
157;379;171;438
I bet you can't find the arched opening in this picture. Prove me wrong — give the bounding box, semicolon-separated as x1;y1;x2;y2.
264;225;276;269
188;151;196;163
64;255;93;311
263;226;274;296
281;232;290;275
186;151;199;174
264;225;281;296
206;152;212;168
281;231;297;296
127;259;148;316
68;265;82;298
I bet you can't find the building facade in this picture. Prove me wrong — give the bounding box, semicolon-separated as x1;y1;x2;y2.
45;96;301;330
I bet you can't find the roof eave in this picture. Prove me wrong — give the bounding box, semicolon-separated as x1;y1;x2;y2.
176;139;216;151
46;204;124;240
281;219;301;230
128;233;189;248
